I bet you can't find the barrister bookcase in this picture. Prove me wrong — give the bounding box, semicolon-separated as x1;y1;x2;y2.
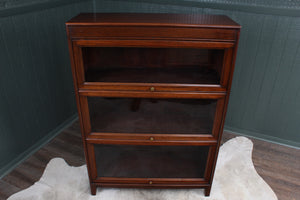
66;13;240;196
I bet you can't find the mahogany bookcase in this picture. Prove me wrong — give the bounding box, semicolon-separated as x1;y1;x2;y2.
66;13;240;196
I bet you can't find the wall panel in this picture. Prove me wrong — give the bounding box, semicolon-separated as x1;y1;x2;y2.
0;0;93;177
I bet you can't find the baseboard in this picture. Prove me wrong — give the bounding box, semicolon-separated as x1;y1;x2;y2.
0;114;78;179
224;125;300;149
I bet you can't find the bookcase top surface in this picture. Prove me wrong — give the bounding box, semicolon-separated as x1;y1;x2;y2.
66;13;240;29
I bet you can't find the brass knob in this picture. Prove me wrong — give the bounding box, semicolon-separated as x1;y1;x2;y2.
150;137;154;141
149;181;153;184
150;87;155;92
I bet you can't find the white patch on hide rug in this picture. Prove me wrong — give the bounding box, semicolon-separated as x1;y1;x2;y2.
8;137;278;200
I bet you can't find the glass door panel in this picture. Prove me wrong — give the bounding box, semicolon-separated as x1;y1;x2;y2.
94;144;209;178
82;47;224;84
88;97;217;135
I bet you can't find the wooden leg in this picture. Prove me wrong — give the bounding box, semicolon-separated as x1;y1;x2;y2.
205;186;211;197
90;183;97;195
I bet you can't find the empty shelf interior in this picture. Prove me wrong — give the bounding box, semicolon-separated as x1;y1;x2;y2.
95;144;210;178
88;97;217;134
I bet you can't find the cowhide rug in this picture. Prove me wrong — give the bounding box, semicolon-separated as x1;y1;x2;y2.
8;137;277;200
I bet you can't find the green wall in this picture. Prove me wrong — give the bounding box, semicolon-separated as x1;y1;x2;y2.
0;0;93;177
0;0;299;178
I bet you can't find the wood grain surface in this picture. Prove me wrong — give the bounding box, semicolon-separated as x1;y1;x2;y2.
66;13;241;196
66;13;241;28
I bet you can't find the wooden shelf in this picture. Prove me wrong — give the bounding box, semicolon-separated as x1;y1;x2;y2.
88;98;217;135
95;144;209;178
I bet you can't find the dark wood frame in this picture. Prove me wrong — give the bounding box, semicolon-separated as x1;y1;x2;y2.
66;13;240;196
